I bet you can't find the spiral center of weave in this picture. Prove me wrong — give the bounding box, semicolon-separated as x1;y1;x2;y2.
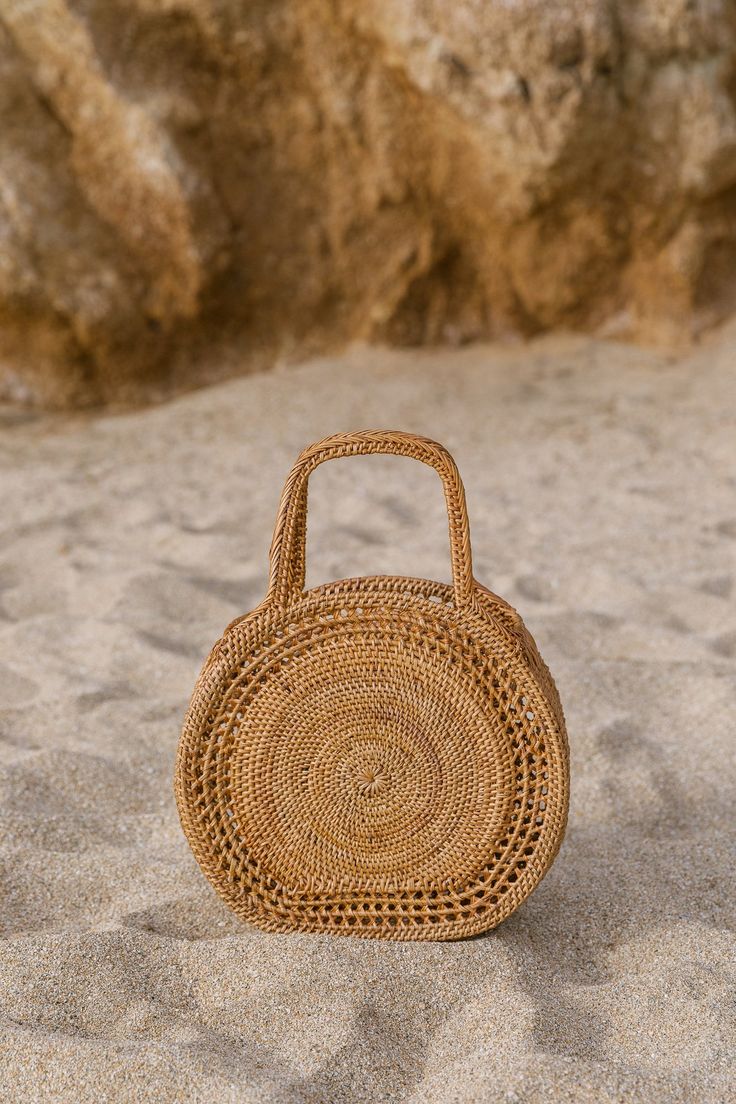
356;765;389;797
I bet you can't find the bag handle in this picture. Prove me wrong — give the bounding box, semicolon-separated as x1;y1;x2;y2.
267;430;475;608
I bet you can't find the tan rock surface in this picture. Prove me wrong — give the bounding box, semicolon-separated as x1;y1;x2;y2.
0;332;734;1101
2;0;736;406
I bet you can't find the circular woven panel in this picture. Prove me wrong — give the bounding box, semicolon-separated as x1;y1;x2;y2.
175;430;569;940
176;580;568;940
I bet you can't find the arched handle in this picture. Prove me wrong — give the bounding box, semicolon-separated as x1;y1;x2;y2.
266;430;475;608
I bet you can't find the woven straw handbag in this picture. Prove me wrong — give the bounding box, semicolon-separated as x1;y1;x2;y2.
175;430;568;941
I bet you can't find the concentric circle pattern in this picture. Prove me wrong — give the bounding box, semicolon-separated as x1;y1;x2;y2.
230;617;513;889
176;577;569;940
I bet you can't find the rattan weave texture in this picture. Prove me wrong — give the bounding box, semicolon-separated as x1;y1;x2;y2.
175;430;568;940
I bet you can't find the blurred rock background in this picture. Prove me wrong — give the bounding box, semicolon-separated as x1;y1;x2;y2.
1;0;736;407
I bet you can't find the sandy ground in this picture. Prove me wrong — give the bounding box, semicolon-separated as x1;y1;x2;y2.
0;332;735;1103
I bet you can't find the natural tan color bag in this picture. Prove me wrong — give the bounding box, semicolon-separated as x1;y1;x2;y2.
175;430;568;940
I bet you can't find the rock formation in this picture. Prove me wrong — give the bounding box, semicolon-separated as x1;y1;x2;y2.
2;0;736;406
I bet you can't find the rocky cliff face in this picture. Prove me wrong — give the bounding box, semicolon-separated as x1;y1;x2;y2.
2;0;736;406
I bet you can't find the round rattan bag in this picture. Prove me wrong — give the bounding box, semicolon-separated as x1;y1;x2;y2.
175;430;568;940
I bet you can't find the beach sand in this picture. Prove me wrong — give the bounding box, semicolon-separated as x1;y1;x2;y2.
0;332;734;1102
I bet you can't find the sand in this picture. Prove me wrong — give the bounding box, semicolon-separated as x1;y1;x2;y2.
0;332;734;1103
